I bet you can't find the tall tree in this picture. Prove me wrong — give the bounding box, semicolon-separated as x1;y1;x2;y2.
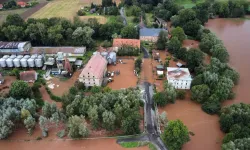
156;30;168;50
9;80;31;99
2;25;24;41
72;26;94;47
186;48;204;72
161;120;190;150
121;25;138;39
168;37;181;54
102;110;116;131
68;115;89;138
171;27;186;42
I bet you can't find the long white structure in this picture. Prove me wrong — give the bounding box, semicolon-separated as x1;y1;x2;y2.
166;67;192;89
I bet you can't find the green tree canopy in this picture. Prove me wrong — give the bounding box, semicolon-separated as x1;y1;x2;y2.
156;30;168;50
9;80;31;99
171;27;186;42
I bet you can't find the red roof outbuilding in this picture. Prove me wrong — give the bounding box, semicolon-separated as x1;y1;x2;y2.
20;71;37;82
113;38;140;49
17;1;28;7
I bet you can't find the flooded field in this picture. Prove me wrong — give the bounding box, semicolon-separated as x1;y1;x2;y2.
206;18;250;105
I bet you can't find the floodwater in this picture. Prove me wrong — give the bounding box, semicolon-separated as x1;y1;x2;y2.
206;18;250;105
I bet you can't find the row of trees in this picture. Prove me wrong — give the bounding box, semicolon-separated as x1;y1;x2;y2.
219;103;250;150
61;87;142;135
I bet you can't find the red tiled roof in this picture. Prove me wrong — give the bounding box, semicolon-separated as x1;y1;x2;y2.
20;71;37;82
0;4;3;8
17;1;27;6
80;53;107;78
113;38;140;48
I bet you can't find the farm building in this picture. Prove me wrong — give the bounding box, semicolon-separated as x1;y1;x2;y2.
20;71;38;83
167;67;192;89
0;42;31;53
17;1;28;7
113;39;140;49
79;53;107;87
155;17;168;29
140;28;167;42
31;47;86;56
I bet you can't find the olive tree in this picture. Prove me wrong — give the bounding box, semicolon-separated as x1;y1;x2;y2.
164;82;177;103
102;110;116;131
24;115;36;135
68;115;89;138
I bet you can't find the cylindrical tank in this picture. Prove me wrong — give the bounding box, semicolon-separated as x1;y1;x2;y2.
0;58;7;68
10;55;16;59
13;57;21;67
31;54;38;59
3;55;9;59
20;57;28;67
17;55;23;59
35;58;43;67
37;55;43;59
6;58;14;67
24;55;30;59
27;58;35;67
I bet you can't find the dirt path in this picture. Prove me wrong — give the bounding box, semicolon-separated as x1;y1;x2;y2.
40;86;62;108
21;2;48;19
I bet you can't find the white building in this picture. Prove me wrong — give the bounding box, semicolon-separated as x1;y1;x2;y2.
79;53;107;87
166;67;192;89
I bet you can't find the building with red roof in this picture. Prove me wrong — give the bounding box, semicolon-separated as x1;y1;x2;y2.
20;70;37;83
113;38;141;49
17;1;28;8
0;4;3;10
79;53;107;86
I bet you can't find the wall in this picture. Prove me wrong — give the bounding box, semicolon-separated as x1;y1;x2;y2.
140;36;158;42
168;79;192;89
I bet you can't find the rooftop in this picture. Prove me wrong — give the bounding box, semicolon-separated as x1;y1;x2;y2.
167;67;192;81
113;39;140;48
20;71;37;82
31;47;86;54
80;53;107;78
0;41;28;49
140;28;167;37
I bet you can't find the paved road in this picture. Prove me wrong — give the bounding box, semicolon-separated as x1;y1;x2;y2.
142;47;150;58
120;7;127;26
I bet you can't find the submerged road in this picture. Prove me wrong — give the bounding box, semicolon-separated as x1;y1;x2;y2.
117;47;167;150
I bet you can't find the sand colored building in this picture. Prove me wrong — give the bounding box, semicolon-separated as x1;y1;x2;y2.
166;67;192;89
79;53;107;86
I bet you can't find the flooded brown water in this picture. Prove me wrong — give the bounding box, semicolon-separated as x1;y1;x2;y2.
206;18;250;105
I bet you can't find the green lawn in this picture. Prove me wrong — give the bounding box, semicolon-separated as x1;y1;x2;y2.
174;0;205;8
119;141;157;150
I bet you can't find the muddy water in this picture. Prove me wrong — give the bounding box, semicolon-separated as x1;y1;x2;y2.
206;19;250;105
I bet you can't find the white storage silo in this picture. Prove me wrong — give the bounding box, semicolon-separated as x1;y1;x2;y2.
17;55;23;59
35;55;43;68
31;54;38;59
0;58;7;68
20;56;30;68
27;58;35;67
6;58;14;67
13;57;21;67
10;55;16;59
3;55;9;59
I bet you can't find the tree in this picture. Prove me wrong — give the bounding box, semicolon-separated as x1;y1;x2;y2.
171;27;186;42
68;115;89;138
0;116;14;139
134;57;142;73
24;115;36;135
201;99;221;115
159;111;168;127
168;37;181;54
100;22;124;40
72;26;94;47
4;14;24;27
222;68;240;85
175;47;187;61
199;32;220;54
39;116;49;137
186;48;204;72
183;19;201;37
156;30;168;50
211;43;229;63
47;25;63;46
214;77;234;101
102;110;116;131
222;138;250;150
2;25;24;41
178;9;196;25
9;80;31;99
42;102;52;118
121;112;140;135
153;92;167;107
176;90;186;100
121;25;138;39
161;120;190;150
88;105;99;129
164;82;177;103
191;84;210;103
102;0;113;7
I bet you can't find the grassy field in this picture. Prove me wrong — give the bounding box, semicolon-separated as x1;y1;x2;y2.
119;141;157;150
0;8;28;24
175;0;205;8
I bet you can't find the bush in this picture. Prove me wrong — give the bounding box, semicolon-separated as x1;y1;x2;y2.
45;86;62;102
177;90;186;100
101;40;112;48
74;81;85;91
153;92;167;107
135;57;142;73
9;80;31;99
201;100;221;115
57;130;66;138
77;10;86;16
117;45;140;56
90;86;102;94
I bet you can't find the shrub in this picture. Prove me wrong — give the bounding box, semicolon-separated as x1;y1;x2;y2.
9;80;31;99
57;130;66;138
101;40;112;48
77;10;86;16
177;90;186;100
201;100;221;115
153;92;167;107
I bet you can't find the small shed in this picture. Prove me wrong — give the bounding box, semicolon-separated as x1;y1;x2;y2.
20;71;37;83
157;71;164;76
176;62;183;67
156;65;164;70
